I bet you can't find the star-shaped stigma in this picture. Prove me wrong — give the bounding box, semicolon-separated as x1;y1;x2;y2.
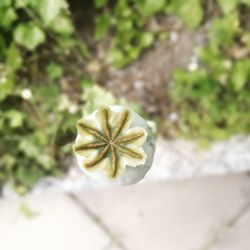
73;106;147;179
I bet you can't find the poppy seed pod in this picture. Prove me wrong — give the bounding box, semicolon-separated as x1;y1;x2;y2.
73;105;155;185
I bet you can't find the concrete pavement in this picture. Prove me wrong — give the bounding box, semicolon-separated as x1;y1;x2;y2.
0;173;250;250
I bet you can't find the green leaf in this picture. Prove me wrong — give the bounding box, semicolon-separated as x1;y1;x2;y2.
75;40;89;57
38;0;66;24
114;0;129;16
49;15;74;34
198;46;224;67
157;31;168;41
19;140;40;158
6;110;24;128
46;63;63;80
0;0;11;8
95;13;110;40
35;84;59;103
79;77;94;89
127;46;140;61
167;0;203;28
16;165;44;188
0;8;17;29
217;0;239;14
138;32;154;48
14;23;46;51
0;68;14;101
57;36;76;51
6;43;22;73
231;60;250;91
37;154;55;170
107;48;125;67
117;19;133;32
83;85;118;114
14;0;29;8
209;13;238;48
95;0;109;8
138;0;165;17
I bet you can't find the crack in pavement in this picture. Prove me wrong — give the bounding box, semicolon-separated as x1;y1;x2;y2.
67;193;129;250
200;201;250;250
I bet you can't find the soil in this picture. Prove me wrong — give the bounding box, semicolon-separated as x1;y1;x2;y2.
103;28;205;117
69;2;207;134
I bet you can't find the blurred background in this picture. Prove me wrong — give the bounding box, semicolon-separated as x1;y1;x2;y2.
0;0;250;249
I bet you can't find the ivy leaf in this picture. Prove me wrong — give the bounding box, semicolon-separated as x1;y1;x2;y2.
127;46;140;61
49;15;74;34
6;43;22;73
138;32;154;48
19;140;40;158
83;85;118;114
217;0;239;14
0;8;17;29
0;78;13;101
167;0;203;28
46;63;63;80
14;0;29;8
80;77;94;89
209;13;238;48
138;0;165;17
16;165;44;189
37;0;66;24
6;110;24;128
0;0;11;8
14;23;46;51
107;48;125;67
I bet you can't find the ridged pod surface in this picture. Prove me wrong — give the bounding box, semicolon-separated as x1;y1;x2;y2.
73;105;155;185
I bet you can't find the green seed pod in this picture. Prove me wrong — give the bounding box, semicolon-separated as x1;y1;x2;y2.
73;105;155;185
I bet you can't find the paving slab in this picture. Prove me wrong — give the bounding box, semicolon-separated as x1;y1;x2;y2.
209;206;250;250
0;192;115;250
74;174;250;250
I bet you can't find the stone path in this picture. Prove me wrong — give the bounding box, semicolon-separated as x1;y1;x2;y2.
1;173;250;250
32;136;250;193
146;136;250;181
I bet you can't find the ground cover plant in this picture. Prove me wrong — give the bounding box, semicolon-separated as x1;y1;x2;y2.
0;0;250;192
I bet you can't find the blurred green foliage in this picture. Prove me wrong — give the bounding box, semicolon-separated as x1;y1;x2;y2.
0;0;250;192
169;0;250;147
94;0;203;67
0;0;78;193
